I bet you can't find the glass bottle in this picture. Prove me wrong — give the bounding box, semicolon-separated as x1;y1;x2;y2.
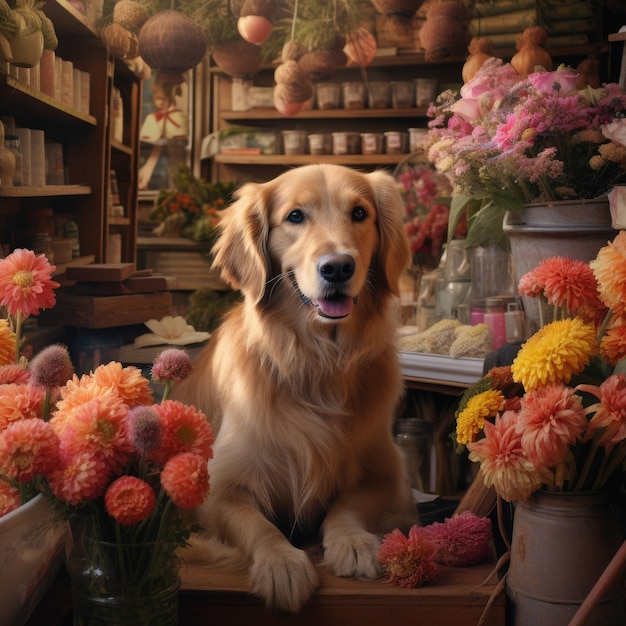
395;418;432;493
484;297;507;349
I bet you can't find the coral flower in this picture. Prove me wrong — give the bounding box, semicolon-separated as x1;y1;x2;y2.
456;390;505;445
378;526;439;588
591;231;626;318
0;319;16;366
600;322;626;367
516;384;587;468
578;373;626;449
0;364;30;385
90;361;154;407
0;248;59;317
160;452;210;509
0;383;45;431
467;411;545;502
421;511;492;567
48;451;110;505
151;400;213;463
0;480;20;516
511;318;597;391
104;476;157;525
0;418;60;483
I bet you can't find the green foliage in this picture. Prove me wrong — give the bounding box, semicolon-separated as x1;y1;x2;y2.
185;288;242;332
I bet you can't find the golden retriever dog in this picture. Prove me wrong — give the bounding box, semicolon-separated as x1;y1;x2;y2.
172;163;417;613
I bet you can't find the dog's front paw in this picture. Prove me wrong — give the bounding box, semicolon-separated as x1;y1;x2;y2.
249;544;319;614
323;530;383;580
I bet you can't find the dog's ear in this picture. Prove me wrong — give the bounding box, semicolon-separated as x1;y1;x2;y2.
211;181;272;304
367;169;411;297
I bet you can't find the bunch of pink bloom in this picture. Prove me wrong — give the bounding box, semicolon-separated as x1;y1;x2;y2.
423;58;626;248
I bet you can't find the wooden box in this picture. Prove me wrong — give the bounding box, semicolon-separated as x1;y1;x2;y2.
40;290;172;329
178;554;505;626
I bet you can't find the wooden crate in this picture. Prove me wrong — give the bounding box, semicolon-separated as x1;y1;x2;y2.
179;553;505;626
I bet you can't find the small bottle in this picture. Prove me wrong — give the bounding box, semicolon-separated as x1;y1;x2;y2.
484;297;507;349
395;418;432;493
4;134;23;186
63;219;80;258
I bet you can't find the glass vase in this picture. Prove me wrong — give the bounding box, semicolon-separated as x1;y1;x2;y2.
66;516;180;626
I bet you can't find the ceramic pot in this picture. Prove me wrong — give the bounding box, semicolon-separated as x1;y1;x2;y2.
9;15;44;68
503;197;617;333
507;490;626;625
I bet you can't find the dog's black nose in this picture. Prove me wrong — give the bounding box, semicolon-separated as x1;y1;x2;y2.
319;254;355;283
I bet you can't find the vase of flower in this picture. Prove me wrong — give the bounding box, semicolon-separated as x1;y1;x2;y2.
506;490;626;626
503;197;617;333
66;516;181;626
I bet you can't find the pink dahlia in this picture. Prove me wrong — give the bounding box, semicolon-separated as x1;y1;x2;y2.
0;248;59;317
378;526;439;588
0;383;45;431
90;361;153;407
47;450;110;505
421;511;492;567
0;479;21;516
104;476;157;525
0;418;60;482
0;364;31;385
151;400;213;463
160;452;210;509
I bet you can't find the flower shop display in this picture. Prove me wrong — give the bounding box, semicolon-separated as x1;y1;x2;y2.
0;248;213;624
454;233;626;624
423;57;626;251
150;164;236;240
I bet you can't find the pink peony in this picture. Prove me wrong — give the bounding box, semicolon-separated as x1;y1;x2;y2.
527;67;579;95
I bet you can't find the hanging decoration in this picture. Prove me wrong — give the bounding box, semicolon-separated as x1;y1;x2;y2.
138;9;208;83
232;0;280;45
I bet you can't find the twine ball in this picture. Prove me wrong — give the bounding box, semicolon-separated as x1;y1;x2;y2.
138;10;207;76
211;38;263;77
101;22;139;60
113;0;149;34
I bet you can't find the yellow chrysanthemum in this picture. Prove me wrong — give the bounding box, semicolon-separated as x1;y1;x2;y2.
456;389;505;445
511;318;598;392
0;318;16;366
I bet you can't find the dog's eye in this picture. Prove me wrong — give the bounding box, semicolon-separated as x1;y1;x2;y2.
351;206;367;222
286;209;305;224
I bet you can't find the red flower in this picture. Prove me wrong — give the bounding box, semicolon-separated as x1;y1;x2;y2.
160;452;210;509
104;476;157;525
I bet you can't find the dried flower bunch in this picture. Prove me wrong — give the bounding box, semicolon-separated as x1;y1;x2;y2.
455;231;626;502
423;59;626;249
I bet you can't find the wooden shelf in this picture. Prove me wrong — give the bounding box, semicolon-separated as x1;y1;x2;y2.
0;184;92;197
221;107;428;121
214;153;407;166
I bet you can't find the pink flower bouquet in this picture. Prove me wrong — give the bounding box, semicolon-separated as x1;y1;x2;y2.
423;58;626;249
455;231;626;502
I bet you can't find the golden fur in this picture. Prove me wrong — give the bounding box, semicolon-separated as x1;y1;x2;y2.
172;164;417;613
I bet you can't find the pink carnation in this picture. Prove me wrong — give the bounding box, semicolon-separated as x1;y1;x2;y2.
421;511;492;567
104;476;157;525
378;526;439;588
160;452;210;509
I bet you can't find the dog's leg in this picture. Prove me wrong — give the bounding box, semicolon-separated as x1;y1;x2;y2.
202;490;320;613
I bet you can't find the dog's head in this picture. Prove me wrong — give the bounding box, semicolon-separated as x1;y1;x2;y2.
211;164;410;322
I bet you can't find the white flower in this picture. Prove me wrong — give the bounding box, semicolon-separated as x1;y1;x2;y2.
134;316;210;347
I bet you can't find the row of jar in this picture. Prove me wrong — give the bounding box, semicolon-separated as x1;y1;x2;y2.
316;79;438;111
283;129;429;156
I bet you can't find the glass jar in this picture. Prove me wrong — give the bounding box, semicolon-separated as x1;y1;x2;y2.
395;418;432;493
484;296;507;349
4;134;22;186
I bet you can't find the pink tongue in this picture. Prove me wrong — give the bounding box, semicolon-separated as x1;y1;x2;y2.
317;297;353;318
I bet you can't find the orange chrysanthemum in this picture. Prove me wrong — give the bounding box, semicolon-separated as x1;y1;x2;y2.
0;319;16;366
0;479;20;516
151;400;214;463
456;390;505;445
90;362;154;407
517;384;586;468
600;321;626;367
517;269;543;298
0;248;59;317
48;450;110;505
53;394;134;475
104;476;157;524
591;230;626;318
511;318;598;391
0;383;45;431
378;526;439;588
578;373;626;449
0;418;60;482
160;452;210;509
468;411;545;502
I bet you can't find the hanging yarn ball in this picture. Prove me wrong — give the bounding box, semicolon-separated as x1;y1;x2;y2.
419;0;469;61
112;0;149;34
100;22;139;60
370;0;423;18
211;37;263;77
511;25;552;78
462;37;495;83
273;59;313;116
344;27;377;67
422;511;492;567
281;40;303;63
138;10;208;83
234;0;280;45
